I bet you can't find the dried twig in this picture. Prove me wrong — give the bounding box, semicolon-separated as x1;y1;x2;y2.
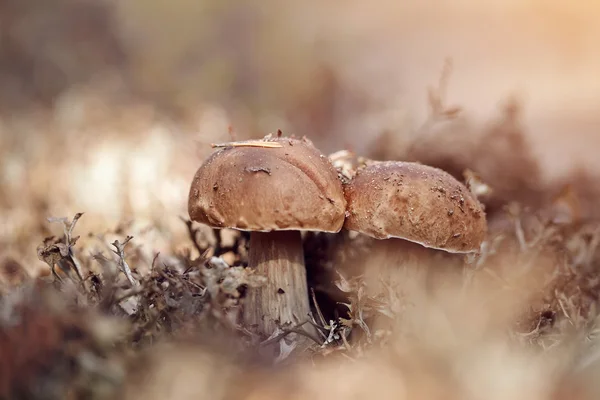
514;217;528;252
259;320;322;347
341;327;353;351
111;236;138;286
112;286;151;305
211;140;283;149
150;252;160;273
311;288;328;328
306;319;329;335
423;57;462;125
47;212;86;282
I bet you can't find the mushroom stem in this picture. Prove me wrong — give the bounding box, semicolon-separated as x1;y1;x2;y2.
244;230;314;339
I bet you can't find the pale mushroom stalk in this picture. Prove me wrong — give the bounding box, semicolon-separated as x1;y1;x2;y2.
245;231;309;336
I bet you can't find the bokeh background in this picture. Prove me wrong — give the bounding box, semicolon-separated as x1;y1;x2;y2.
4;2;600;399
1;0;600;272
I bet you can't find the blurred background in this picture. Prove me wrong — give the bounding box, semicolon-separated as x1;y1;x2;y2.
1;0;600;272
4;2;600;398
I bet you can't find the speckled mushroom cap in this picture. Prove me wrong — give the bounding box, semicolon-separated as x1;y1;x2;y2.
188;136;347;233
343;161;487;253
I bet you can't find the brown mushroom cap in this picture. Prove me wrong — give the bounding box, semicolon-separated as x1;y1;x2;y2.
343;161;487;253
188;136;347;233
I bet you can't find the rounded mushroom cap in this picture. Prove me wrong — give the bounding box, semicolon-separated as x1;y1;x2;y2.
343;161;488;253
188;136;346;233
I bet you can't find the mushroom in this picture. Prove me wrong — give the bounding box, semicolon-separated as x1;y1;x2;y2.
188;135;346;339
341;160;488;309
343;160;488;253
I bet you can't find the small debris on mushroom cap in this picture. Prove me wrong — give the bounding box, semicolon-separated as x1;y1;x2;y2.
343;160;488;253
463;168;493;200
328;150;374;184
188;135;347;233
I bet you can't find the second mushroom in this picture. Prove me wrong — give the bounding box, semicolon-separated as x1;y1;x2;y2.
343;159;488;254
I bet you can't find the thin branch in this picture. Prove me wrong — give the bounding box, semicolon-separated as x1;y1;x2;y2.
341;327;353;351
151;252;160;273
211;140;283;149
306;319;329;335
47;212;86;283
111;235;138;286
311;288;328;328
514;216;528;252
113;286;151;304
259;320;322;347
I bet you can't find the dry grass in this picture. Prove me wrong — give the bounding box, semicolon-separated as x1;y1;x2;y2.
3;129;600;398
